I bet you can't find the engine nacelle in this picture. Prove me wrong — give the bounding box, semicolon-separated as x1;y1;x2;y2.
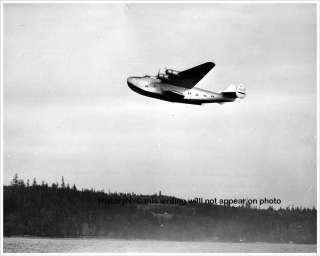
158;73;169;80
165;69;180;76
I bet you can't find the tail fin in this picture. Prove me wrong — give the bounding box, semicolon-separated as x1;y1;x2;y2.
222;84;246;99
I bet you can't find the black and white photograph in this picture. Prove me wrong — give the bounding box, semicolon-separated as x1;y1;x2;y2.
1;1;318;254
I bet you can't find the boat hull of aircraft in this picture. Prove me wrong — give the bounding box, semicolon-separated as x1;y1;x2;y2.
128;80;202;105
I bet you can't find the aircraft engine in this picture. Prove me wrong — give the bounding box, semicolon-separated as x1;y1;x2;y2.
158;73;169;80
165;69;180;76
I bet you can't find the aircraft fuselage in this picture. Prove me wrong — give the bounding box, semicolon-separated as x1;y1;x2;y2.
127;76;236;105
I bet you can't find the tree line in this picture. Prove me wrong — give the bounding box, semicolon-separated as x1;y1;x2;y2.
4;174;316;244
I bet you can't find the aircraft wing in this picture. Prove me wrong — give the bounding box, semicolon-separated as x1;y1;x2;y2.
168;62;215;89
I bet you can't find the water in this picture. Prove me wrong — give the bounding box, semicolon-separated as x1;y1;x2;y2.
3;237;316;253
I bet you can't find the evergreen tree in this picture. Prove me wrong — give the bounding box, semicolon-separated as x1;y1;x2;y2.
11;173;19;186
61;176;65;189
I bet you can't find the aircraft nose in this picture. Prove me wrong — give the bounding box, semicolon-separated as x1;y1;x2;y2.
127;77;133;83
127;77;135;86
127;77;138;89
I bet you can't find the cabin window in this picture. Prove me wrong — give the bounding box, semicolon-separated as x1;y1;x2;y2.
211;96;214;98
195;94;199;96
145;85;148;88
204;94;207;97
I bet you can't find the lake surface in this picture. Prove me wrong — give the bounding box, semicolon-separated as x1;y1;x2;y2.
3;237;317;253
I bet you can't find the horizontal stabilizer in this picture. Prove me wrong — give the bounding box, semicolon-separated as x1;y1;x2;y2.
222;84;237;93
221;84;246;99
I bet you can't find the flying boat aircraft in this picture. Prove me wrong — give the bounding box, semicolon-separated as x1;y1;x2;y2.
127;62;246;105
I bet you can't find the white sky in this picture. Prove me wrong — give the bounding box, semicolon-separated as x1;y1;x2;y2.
3;3;317;208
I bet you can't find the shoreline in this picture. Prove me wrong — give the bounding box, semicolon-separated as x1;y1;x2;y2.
4;237;317;253
4;236;317;245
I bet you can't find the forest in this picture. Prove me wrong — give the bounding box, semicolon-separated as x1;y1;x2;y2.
3;174;316;244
